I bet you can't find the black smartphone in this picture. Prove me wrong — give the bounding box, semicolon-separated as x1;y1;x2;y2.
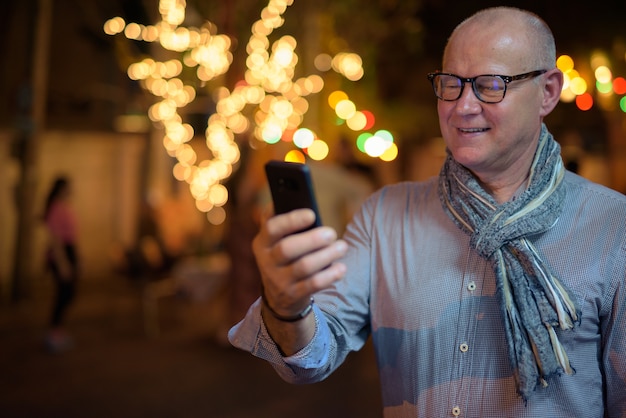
264;160;322;230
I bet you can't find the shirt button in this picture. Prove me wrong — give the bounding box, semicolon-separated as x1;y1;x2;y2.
467;281;476;291
452;406;461;416
460;343;469;352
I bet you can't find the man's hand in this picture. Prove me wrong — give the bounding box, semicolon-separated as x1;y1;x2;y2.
252;208;348;354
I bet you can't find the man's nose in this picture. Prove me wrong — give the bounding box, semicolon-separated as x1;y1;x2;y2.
454;83;483;114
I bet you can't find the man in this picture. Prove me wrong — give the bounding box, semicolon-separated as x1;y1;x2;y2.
229;7;626;417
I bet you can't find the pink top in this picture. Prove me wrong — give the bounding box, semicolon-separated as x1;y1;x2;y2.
46;201;77;244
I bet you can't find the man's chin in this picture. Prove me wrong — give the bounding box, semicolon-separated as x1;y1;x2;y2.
447;147;486;170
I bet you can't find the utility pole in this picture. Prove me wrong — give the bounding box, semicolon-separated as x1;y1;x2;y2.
11;0;52;300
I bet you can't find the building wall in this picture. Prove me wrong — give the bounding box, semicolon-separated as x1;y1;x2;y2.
0;131;146;301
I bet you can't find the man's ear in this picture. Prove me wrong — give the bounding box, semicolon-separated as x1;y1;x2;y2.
539;69;564;117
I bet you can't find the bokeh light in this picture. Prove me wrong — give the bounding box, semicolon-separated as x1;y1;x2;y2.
374;129;394;144
207;206;227;225
293;128;315;149
285;149;306;163
332;52;364;81
613;77;626;95
361;110;375;130
346;111;367;131
307;139;329;161
596;81;613;95
363;134;390;158
556;55;574;72
105;0;401;221
314;53;332;72
335;99;357;119
328;90;348;108
557;53;626;112
576;93;593;111
356;132;372;153
595;66;612;84
569;77;587;95
379;142;398;162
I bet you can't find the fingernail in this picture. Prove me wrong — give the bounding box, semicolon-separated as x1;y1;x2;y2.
321;228;335;241
335;240;348;252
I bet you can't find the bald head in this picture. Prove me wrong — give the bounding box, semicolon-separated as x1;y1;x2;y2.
443;7;556;71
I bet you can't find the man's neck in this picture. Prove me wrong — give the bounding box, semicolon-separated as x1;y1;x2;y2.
476;169;531;204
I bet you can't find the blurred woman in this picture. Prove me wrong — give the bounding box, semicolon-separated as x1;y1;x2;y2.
43;176;79;352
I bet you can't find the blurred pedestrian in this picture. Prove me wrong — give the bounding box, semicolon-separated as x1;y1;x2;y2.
43;176;79;353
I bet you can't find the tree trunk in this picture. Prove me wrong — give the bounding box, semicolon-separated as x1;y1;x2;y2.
11;0;52;301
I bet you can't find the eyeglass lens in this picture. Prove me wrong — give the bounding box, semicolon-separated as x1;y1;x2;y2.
434;75;506;103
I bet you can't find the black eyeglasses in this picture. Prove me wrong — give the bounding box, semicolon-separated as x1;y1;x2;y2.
426;70;547;103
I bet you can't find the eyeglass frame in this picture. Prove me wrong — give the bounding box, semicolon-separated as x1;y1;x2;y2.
426;70;548;104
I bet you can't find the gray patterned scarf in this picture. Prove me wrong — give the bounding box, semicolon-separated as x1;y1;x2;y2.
438;124;580;400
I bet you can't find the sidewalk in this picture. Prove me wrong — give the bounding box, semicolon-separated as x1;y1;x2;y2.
0;273;382;418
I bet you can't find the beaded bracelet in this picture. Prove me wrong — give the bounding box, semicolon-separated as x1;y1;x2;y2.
261;288;314;322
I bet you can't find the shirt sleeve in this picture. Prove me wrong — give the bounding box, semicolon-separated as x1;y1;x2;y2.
228;298;333;382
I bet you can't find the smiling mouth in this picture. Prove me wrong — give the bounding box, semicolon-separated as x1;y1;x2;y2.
458;127;489;133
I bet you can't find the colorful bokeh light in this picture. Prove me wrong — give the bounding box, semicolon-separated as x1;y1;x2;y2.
576;93;593;111
613;77;626;95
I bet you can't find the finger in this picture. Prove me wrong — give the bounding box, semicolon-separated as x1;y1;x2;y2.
264;208;318;244
286;239;348;280
296;260;347;296
252;209;314;262
270;226;337;267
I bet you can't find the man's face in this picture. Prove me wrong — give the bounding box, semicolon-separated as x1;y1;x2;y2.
437;22;547;182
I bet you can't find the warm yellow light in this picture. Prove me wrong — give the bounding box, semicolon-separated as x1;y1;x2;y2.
273;40;296;66
271;99;293;119
161;1;186;26
594;66;612;83
196;198;214;213
262;123;283;144
332;52;363;81
560;88;576;103
207;206;226;225
209;184;228;206
124;23;142;40
556;55;574;73
314;53;332;72
379;142;398;162
306;75;324;94
106;0;388;218
284;150;306;163
291;96;309;114
561;73;570;91
307;139;329;161
346;111;367;131
569;77;587;95
103;17;126;35
142;25;159;42
335;99;356;119
173;162;187;181
328;90;348;109
176;144;197;165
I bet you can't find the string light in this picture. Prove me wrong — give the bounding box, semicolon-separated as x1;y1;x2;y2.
104;0;396;222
